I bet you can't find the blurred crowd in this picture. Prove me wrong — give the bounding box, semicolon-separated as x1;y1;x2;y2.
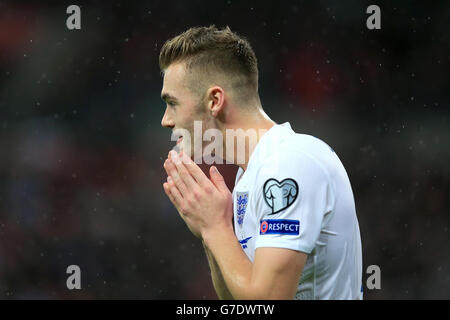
0;1;448;299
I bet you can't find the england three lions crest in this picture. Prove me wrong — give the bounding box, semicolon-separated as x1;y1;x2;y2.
236;192;249;227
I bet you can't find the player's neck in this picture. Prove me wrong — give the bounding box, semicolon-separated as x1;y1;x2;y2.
223;107;275;171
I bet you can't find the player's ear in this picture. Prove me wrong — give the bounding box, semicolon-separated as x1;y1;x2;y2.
206;86;225;118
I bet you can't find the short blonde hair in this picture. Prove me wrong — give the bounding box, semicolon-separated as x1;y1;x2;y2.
159;25;259;100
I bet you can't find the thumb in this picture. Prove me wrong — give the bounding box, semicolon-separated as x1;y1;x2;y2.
209;166;228;193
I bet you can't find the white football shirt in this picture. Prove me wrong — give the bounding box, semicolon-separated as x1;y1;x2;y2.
232;122;363;300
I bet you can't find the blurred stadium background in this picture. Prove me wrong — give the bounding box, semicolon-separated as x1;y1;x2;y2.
0;0;448;299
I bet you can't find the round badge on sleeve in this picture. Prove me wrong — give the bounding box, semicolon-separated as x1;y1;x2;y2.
260;220;269;234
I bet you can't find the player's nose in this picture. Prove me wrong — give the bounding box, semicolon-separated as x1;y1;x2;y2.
161;107;175;129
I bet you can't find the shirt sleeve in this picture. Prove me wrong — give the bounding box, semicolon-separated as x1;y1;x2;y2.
253;151;335;254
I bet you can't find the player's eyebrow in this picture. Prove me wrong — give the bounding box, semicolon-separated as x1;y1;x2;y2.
161;93;178;104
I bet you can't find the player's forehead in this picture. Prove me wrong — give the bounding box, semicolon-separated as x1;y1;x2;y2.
161;62;189;96
161;63;185;96
163;62;188;86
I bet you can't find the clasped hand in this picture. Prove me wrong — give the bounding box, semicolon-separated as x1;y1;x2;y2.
163;150;233;240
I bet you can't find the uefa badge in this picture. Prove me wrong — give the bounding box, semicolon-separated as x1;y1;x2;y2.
263;178;298;215
236;192;249;227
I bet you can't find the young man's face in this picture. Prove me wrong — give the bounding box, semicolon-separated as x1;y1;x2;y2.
160;62;210;158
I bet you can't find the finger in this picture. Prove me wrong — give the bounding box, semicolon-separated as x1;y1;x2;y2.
163;182;174;203
163;182;178;206
179;151;212;186
167;176;184;207
167;178;192;223
170;151;197;189
163;159;174;179
209;166;229;193
164;157;189;196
